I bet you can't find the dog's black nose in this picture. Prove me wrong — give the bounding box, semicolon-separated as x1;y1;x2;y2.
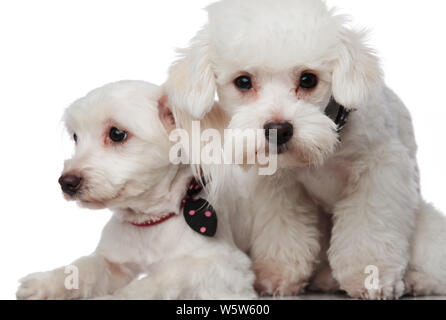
264;122;294;145
59;174;82;196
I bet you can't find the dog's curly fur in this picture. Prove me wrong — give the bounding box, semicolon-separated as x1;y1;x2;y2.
165;0;446;299
16;81;256;300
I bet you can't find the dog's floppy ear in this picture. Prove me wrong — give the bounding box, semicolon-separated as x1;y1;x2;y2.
332;28;382;109
158;95;176;134
165;27;216;120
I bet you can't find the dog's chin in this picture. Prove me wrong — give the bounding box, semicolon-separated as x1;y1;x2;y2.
77;199;107;210
67;183;129;210
63;192;109;210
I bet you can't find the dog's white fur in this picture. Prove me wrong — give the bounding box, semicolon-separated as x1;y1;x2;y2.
166;0;446;299
16;81;256;300
169;102;323;296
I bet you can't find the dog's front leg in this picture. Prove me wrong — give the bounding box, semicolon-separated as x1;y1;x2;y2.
329;149;419;300
99;247;257;300
16;253;135;300
250;190;321;297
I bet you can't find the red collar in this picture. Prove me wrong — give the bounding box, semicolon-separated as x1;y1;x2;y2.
129;178;203;229
130;212;176;228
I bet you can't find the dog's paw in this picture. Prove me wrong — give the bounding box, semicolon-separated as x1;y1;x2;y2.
253;261;308;297
340;271;405;300
16;271;66;300
404;269;446;297
404;270;427;296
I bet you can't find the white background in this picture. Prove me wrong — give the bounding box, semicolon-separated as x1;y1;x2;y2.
0;0;445;300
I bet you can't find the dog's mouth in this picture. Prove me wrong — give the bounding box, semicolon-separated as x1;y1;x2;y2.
267;142;327;168
276;144;290;155
62;185;125;210
260;139;290;156
265;143;290;156
63;191;105;208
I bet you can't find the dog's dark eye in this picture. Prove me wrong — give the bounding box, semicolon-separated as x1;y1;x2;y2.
234;76;253;91
299;73;318;89
109;127;127;143
73;133;78;143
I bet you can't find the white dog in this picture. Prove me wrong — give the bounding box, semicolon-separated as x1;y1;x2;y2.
16;81;256;300
165;0;446;299
166;0;332;297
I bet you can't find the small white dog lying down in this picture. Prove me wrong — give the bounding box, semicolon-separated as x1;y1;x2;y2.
16;81;256;300
166;0;446;299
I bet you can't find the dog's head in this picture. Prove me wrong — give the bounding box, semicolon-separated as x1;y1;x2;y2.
60;81;177;211
166;0;382;168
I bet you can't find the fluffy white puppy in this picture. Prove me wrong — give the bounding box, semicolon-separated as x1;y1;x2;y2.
16;81;256;300
166;0;446;299
166;1;328;297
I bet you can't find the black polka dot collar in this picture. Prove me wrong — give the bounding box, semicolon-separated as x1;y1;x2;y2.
324;97;352;133
130;178;218;238
182;178;218;237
